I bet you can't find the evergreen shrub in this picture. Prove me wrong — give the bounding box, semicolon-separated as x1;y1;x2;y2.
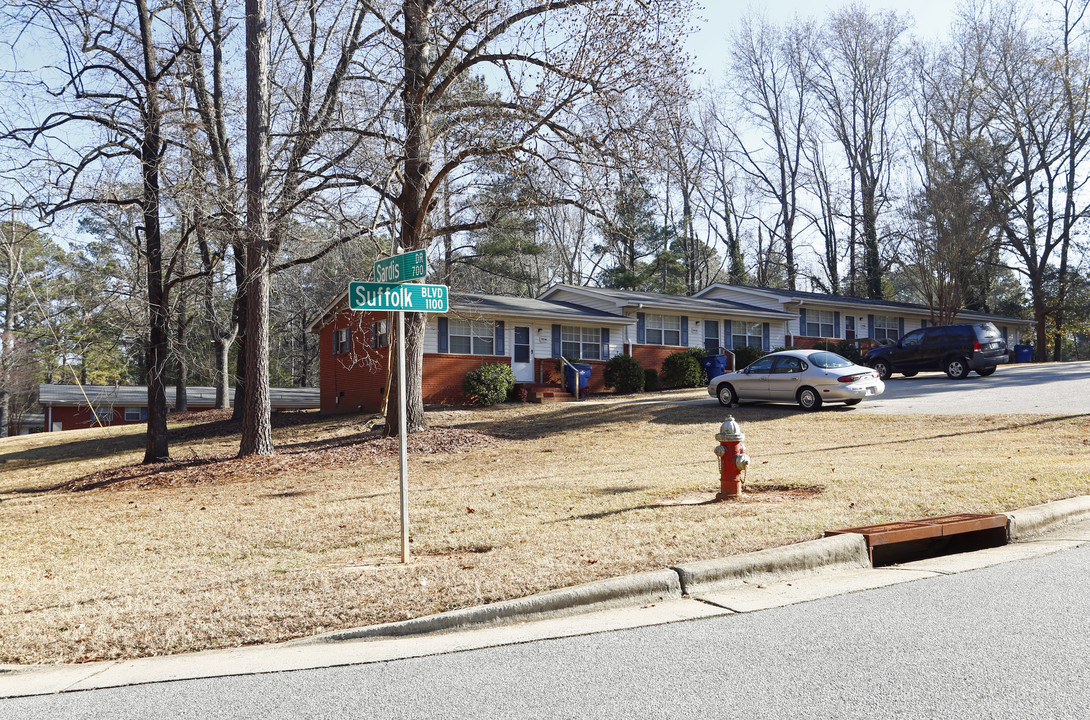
660;347;707;388
732;345;767;370
603;354;645;394
463;363;516;406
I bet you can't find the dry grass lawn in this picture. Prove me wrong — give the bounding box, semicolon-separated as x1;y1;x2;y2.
2;392;1088;665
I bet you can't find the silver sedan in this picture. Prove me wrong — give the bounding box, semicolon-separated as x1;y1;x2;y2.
707;349;885;410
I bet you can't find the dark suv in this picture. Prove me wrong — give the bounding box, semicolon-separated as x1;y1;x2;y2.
864;322;1008;380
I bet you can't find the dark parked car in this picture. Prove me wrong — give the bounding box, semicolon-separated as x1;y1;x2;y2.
864;322;1008;380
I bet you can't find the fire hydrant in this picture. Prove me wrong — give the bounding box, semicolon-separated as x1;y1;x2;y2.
714;416;750;500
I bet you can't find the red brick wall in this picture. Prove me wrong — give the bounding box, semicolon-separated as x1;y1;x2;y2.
45;405;220;432
47;406;116;431
626;344;689;374
534;358;607;393
788;336;879;352
317;309;516;410
318;309;391;414
423;355;511;404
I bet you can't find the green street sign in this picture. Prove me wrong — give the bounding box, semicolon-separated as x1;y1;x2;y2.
349;281;448;313
373;249;427;284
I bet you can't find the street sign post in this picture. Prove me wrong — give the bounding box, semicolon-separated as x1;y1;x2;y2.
350;253;446;564
348;281;448;312
373;249;427;284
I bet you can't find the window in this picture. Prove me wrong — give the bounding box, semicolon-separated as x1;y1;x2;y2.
805;310;835;338
900;329;925;348
369;320;388;349
561;326;601;360
645;314;681;346
93;406;113;423
333;328;351;355
732;321;763;350
772;356;806;374
746;356;775;373
124;407;148;422
873;315;899;342
448;319;494;355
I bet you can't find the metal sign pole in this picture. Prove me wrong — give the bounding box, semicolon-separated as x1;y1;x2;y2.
397;309;409;563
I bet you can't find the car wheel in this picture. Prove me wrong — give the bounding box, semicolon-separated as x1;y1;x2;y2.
901;371;918;377
872;359;892;381
844;399;862;406
797;387;822;411
717;383;738;407
976;366;996;377
945;356;970;379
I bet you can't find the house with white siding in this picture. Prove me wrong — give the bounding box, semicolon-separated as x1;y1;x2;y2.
695;284;1033;350
308;282;1033;410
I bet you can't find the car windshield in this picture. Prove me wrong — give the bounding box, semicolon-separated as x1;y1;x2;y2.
808;351;854;369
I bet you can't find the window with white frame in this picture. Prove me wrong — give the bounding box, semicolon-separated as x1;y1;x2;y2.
124;407;148;422
333;328;351;355
645;314;681;346
93;406;113;423
732;321;763;349
805;310;835;338
448;319;494;355
873;315;899;341
561;326;601;360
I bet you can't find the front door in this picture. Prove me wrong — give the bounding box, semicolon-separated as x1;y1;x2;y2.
513;326;533;382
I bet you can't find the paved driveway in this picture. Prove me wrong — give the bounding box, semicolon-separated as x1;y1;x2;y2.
856;360;1090;414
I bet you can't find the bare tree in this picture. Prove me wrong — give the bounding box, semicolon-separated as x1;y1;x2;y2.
725;13;818;291
344;0;694;434
1;0;198;462
811;2;909;299
696;95;749;285
964;0;1090;359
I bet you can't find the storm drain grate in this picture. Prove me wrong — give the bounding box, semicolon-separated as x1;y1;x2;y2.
825;513;1009;566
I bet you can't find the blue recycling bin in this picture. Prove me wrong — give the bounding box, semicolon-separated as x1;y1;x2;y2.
1014;344;1034;363
564;363;592;393
699;354;728;380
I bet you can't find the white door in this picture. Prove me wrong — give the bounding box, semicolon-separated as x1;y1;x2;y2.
512;326;534;382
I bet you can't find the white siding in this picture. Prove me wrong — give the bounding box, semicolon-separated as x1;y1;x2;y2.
541;288;621;314
424;315;625;360
698;286;787;312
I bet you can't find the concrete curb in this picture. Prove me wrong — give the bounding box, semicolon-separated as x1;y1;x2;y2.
1005;495;1090;541
671;533;871;595
295;568;682;644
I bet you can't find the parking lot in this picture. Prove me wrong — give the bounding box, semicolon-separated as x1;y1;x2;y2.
856;361;1090;415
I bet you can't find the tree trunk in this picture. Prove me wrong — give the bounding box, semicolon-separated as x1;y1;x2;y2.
214;336;232;408
136;0;170;463
174;249;188;413
239;0;273;456
231;261;247;420
1;223;17;439
384;0;435;437
860;180;881;299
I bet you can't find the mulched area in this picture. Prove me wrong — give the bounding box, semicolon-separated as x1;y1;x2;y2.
51;419;507;493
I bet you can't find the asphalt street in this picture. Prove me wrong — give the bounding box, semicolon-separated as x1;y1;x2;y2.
5;534;1090;719
855;360;1090;414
